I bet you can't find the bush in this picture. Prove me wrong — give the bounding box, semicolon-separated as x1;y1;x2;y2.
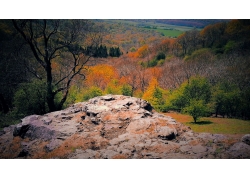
212;82;242;118
157;59;165;66
13;79;48;115
140;52;166;68
129;47;136;52
105;79;121;95
142;79;168;112
184;48;213;61
121;84;133;96
63;85;83;108
148;59;158;67
156;52;166;60
82;86;103;101
224;40;237;53
141;58;165;68
0;112;22;130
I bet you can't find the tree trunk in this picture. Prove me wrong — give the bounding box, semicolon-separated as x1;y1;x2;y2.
47;91;56;112
46;63;56;112
0;94;9;113
57;91;69;111
193;117;197;123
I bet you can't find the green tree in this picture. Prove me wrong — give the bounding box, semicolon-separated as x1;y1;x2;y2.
14;79;48;115
115;47;122;57
240;89;250;119
109;47;115;57
182;99;209;123
121;84;133;96
109;47;122;57
130;47;136;52
166;76;212;123
166;82;188;112
105;79;121;95
184;76;211;104
142;78;167;112
212;82;241;118
82;86;103;101
101;45;108;58
156;52;166;60
152;86;167;112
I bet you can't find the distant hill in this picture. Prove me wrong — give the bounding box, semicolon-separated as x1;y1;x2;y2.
125;19;230;28
155;19;231;28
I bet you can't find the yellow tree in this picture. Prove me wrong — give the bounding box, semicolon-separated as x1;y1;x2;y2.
85;64;118;90
142;78;167;111
135;44;150;58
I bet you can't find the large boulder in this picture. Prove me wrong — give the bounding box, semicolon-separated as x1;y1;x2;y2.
0;95;249;159
241;134;250;145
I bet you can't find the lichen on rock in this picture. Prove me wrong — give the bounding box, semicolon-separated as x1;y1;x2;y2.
0;95;249;159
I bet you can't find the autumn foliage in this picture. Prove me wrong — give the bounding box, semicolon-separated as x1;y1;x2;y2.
1;19;250;127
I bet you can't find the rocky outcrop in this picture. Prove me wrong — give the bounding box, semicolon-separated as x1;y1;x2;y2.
241;134;250;145
0;95;249;159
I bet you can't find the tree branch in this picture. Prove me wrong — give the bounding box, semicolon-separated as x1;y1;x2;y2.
12;20;47;69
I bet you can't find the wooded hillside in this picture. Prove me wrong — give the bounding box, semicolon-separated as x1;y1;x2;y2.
1;19;250;128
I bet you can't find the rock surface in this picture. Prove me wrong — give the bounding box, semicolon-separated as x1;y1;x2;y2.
0;95;249;159
241;134;250;145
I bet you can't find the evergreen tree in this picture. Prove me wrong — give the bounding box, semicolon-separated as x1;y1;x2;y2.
103;45;108;58
115;47;121;57
109;47;114;57
85;45;108;58
109;47;122;57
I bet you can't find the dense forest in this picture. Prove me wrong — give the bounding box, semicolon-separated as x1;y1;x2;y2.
0;19;250;128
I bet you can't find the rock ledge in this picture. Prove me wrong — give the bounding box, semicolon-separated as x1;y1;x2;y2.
0;95;249;159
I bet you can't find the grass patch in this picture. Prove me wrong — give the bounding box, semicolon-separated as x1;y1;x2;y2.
165;112;250;134
154;28;183;37
101;19;198;37
139;27;184;37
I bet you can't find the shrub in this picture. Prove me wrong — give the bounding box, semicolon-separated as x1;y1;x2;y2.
157;59;165;66
224;40;237;53
212;82;241;118
156;52;166;60
121;84;133;96
82;86;103;101
105;79;121;95
13;79;48;115
142;78;168;112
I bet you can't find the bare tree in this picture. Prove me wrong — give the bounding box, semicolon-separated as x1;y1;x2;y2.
12;19;103;111
176;29;201;56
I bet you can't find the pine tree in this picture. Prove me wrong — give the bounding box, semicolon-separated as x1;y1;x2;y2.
103;45;108;58
115;47;121;57
109;47;114;57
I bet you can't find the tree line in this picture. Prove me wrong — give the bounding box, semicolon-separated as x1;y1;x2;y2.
85;45;122;58
122;19;250;122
